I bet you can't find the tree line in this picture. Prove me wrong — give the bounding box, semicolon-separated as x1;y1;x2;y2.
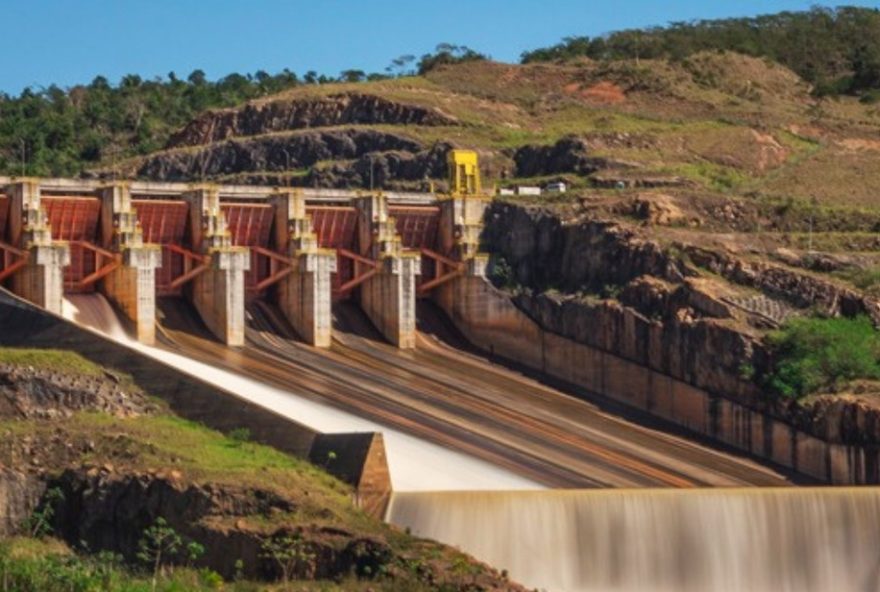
0;44;485;177
521;6;880;97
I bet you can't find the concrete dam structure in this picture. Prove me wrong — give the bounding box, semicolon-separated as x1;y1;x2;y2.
0;153;486;351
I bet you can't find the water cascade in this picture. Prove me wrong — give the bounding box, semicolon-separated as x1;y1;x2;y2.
388;488;880;592
60;294;541;493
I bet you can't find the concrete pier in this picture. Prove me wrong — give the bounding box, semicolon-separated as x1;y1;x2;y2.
4;180;69;315
433;151;491;322
184;187;250;346
355;194;419;349
271;191;336;347
98;183;161;344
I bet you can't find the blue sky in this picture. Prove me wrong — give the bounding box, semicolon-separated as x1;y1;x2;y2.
0;0;878;94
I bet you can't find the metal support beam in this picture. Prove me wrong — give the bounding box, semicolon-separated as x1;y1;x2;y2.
417;247;464;295
0;240;28;283
335;248;381;296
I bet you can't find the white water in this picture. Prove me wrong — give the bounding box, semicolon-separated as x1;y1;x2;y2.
61;294;541;492
387;488;880;592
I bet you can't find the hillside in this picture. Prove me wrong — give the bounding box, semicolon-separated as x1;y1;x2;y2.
123;51;880;209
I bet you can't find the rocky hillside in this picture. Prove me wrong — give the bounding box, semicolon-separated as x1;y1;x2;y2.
0;348;522;591
484;200;880;445
119;51;880;208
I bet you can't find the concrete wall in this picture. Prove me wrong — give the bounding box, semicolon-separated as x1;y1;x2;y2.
437;275;880;484
359;255;419;349
279;251;336;347
0;289;391;509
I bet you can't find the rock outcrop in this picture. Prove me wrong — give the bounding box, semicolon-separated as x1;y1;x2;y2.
0;470;43;536
168;93;458;148
483;202;880;446
139;128;452;189
46;468;521;589
513;136;639;178
0;363;151;419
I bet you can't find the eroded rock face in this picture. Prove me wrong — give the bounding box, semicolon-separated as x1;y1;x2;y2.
513;136;638;178
48;469;522;589
483;202;880;445
0;364;151;420
168;93;458;148
0;470;44;536
138;129;425;182
483;202;684;292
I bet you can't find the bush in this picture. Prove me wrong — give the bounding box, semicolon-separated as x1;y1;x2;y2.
763;315;880;398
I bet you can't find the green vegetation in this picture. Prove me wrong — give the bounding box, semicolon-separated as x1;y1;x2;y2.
836;267;880;296
0;69;304;177
763;315;880;399
0;537;229;592
0;347;105;377
521;6;880;97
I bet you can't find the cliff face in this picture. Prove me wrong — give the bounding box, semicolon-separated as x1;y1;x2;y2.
138;128;450;190
168;92;458;148
0;470;43;536
483;202;880;445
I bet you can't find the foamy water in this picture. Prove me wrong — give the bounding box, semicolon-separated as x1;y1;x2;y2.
61;295;542;492
388;488;880;592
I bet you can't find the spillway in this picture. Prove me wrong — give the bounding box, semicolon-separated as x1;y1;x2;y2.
388;488;880;592
61;294;541;492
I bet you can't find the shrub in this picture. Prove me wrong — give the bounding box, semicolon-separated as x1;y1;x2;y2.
763;315;880;398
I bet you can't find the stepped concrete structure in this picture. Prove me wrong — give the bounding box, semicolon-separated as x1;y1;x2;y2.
0;167;491;349
271;191;336;347
2;180;69;315
98;183;161;344
355;194;420;348
184;187;250;345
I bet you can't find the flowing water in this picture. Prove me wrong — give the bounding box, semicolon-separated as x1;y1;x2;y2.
388;488;880;592
60;294;541;492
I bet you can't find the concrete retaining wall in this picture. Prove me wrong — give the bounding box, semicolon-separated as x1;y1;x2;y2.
438;276;880;484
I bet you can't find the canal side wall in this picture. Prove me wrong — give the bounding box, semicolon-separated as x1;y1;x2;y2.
438;275;879;485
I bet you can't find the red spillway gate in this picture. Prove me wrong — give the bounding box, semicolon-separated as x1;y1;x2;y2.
0;195;19;283
388;205;460;295
42;196;120;293
307;205;358;299
131;199;200;296
221;203;277;298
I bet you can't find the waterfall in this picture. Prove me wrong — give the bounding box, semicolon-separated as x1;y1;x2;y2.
388;488;880;592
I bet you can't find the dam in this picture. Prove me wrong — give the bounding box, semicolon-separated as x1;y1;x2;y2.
1;153;879;592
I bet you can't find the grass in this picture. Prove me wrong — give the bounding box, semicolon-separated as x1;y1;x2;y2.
0;411;369;530
0;347;105;378
0;537;436;592
836;267;880;296
762;315;880;399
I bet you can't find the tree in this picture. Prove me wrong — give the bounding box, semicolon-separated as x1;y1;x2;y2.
260;533;316;583
187;69;207;86
137;517;182;592
417;43;487;74
386;54;416;77
339;69;366;83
